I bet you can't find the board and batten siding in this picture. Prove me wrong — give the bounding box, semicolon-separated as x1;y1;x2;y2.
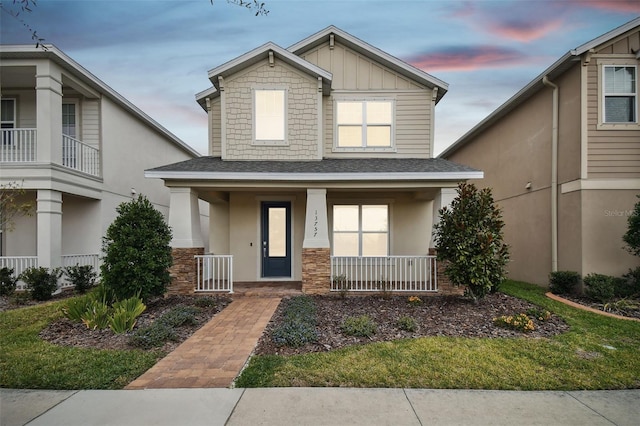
299;41;432;158
585;30;640;179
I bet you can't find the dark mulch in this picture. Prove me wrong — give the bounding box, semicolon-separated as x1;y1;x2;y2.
254;293;570;356
37;295;232;353
557;294;640;320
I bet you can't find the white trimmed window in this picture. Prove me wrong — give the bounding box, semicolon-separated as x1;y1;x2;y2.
603;66;637;123
335;100;394;150
62;102;77;138
333;205;388;256
1;98;16;145
253;89;286;144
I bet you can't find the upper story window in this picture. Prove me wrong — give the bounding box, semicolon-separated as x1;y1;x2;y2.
332;204;388;256
1;98;16;145
334;99;395;151
253;89;287;145
62;102;77;138
603;66;637;123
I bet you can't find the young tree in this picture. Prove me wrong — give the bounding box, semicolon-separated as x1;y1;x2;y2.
101;196;172;302
623;194;640;257
434;182;510;302
0;181;34;232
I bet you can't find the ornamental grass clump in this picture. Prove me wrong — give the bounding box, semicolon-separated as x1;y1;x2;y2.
493;313;535;333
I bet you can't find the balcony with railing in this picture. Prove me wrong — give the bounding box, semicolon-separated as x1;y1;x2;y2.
0;129;100;177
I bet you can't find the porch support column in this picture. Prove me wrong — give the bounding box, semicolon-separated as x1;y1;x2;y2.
302;188;331;294
37;189;62;270
36;61;63;164
430;187;457;248
167;187;204;295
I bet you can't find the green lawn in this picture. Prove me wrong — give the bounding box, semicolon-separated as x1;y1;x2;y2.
0;299;164;389
236;280;640;389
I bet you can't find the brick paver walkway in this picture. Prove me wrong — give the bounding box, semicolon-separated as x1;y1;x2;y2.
126;297;281;389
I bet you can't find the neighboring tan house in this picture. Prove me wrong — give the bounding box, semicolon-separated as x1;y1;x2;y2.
0;45;208;288
441;18;640;286
146;26;481;295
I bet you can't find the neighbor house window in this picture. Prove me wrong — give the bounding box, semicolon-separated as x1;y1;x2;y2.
335;100;394;150
333;205;388;256
254;89;286;144
603;66;637;123
1;98;16;145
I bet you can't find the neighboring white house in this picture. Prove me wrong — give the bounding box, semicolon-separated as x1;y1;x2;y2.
0;45;208;286
146;26;482;295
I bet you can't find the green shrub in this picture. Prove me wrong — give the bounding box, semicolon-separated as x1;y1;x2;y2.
433;182;510;301
158;306;200;328
584;273;616;303
128;323;176;349
623;194;640;256
64;265;97;294
0;267;18;297
617;267;640;298
80;299;111;330
194;296;217;308
397;316;417;332
61;295;94;322
272;322;318;347
101;195;172;302
341;315;377;337
549;271;581;295
109;296;146;333
20;267;61;301
282;296;316;325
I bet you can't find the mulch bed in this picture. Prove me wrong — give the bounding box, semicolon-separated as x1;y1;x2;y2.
254;293;570;356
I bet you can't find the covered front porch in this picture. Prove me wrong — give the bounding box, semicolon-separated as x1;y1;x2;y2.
147;157;479;295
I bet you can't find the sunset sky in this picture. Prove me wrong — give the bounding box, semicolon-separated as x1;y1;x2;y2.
2;0;639;155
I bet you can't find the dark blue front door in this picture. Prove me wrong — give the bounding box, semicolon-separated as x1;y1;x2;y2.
261;201;291;277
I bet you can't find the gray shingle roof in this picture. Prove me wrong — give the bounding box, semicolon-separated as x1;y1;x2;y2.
147;157;480;175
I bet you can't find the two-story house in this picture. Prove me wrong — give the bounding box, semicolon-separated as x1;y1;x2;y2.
0;45;208;286
441;18;640;286
146;26;482;295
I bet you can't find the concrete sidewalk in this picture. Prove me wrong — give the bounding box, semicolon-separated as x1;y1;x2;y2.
2;388;638;426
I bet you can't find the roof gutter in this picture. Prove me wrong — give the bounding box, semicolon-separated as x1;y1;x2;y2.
144;171;484;181
542;75;559;273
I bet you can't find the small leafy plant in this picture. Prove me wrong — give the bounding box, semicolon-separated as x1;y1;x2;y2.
64;265;97;294
493;313;535;332
526;307;551;321
407;296;422;306
80;299;111;330
397;316;418;332
0;267;18;297
194;296;217;308
61;295;94;322
604;298;639;315
549;271;581;295
157;306;200;328
129;323;176;349
20;267;61;301
333;274;348;298
341;315;377;337
109;296;146;333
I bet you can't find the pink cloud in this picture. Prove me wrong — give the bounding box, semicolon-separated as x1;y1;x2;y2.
406;46;525;72
485;19;564;42
570;0;640;13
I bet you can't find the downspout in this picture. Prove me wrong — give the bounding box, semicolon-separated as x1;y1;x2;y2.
542;75;558;273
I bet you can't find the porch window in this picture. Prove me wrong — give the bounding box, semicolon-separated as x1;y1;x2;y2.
603;66;637;123
1;98;16;145
62;102;77;138
333;204;388;256
254;89;286;144
335;100;394;150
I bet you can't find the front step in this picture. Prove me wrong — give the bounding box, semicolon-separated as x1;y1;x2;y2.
233;281;303;297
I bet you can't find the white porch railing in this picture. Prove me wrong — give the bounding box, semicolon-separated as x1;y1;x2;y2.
331;256;437;292
0;254;99;291
196;255;233;293
60;254;100;289
0;129;37;162
62;134;100;177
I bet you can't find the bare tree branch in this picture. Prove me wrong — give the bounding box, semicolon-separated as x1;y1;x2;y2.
215;0;269;16
0;0;47;49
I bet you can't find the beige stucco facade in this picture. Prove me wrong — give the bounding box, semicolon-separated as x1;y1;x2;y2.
0;46;207;270
442;19;640;286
